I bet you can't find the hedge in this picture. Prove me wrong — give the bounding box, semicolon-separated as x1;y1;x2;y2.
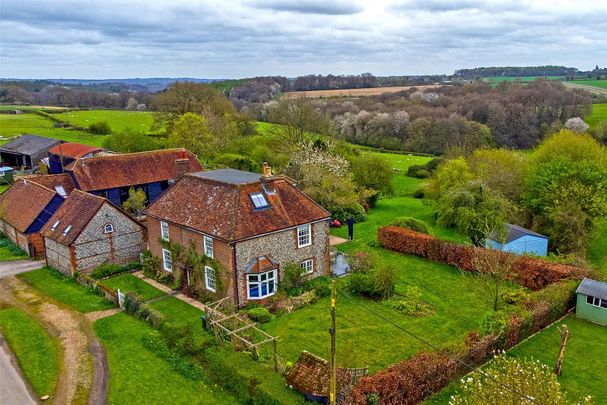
378;226;586;290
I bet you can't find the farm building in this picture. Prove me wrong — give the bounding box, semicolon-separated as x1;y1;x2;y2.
576;278;607;326
486;223;548;256
42;190;146;275
47;142;104;174
0;134;62;169
0;176;72;257
64;149;202;207
145;166;331;307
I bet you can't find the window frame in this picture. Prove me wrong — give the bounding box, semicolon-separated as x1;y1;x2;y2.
205;266;216;292
297;224;312;248
160;221;170;241
250;192;269;209
162;248;173;272
300;258;314;275
246;270;277;300
204;236;214;258
103;223;114;234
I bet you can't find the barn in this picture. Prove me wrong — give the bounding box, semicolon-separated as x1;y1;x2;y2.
0;134;62;169
576;278;607;326
486;223;548;256
42;190;146;275
47;142;104;174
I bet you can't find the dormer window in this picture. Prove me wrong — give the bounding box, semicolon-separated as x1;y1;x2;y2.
250;192;269;209
104;223;114;234
63;225;72;236
51;220;60;231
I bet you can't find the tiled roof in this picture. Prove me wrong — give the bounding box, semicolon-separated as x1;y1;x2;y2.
146;170;330;241
41;190;106;245
67;149;202;191
245;256;278;273
48;143;103;159
0;134;61;156
577;278;607;300
23;174;76;196
0;179;57;233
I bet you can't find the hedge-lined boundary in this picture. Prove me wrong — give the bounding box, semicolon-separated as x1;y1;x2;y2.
378;226;586;289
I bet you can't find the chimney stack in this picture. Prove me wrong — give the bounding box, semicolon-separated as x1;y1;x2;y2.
175;149;190;179
262;162;272;177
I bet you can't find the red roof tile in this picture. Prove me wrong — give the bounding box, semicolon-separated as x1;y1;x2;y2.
48;143;103;159
145;170;330;241
0;179;57;233
67;149;202;191
23;174;76;195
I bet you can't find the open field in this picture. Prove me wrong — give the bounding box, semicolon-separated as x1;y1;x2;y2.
0;105;72;112
563;81;607;96
0;306;60;398
55;110;158;133
585;103;607;128
427;315;607;403
483;76;564;83
0;113;105;147
571;79;607;89
282;84;440;99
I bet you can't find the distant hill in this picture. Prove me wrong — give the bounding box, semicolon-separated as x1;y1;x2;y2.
0;77;224;92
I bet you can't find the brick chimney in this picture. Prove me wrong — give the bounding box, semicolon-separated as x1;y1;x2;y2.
262;162;272;177
175;149;190;179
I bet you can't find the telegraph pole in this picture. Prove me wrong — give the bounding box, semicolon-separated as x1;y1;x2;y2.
329;279;337;405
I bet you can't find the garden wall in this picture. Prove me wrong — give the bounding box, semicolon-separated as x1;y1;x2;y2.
377;226;586;289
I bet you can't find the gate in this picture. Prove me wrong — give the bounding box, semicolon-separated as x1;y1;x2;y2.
117;289;126;309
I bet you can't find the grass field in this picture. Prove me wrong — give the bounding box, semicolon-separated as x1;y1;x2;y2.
282;84;440;99
0;306;60;397
585;103;607;128
0;235;28;261
100;273;166;301
0;113;106;147
94;313;234;405
18;267;115;313
484;76;564;83
571;79;607;89
55;110;157;134
427;315;607;403
588;220;607;276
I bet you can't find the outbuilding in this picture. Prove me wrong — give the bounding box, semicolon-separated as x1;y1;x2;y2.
486;223;548;256
41;190;146;275
575;278;607;326
47;142;104;174
0;134;62;169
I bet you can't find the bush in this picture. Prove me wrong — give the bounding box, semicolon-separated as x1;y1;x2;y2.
141;250;160;279
383;287;434;316
123;292;164;328
89;120;112;135
282;262;304;290
412;187;425;199
329;203;367;223
389;217;429;234
349;266;396;299
349;251;375;273
406;158;443;178
500;290;528;305
215;153;256;171
141;332;205;380
479;311;507;337
0;235;27;257
374;265;396;299
90;262;139;279
246;307;273;323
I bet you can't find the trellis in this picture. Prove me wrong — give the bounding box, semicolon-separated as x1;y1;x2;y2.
205;297;279;371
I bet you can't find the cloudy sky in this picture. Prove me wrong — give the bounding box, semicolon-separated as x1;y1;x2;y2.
1;0;605;79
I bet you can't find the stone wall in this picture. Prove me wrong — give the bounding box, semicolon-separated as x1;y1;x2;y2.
44;237;73;275
73;203;145;273
234;220;330;306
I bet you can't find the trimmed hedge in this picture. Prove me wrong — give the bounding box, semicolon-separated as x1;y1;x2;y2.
378;226;586;290
90;262;139;279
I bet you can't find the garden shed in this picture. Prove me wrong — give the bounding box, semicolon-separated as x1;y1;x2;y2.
486;223;548;256
575;278;607;326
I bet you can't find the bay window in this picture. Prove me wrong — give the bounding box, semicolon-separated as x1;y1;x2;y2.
247;270;277;299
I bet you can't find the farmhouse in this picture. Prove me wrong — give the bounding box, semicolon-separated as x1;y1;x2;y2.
47;142;104;174
65;148;202;207
41;190;146;275
145;166;331;307
576;278;607;326
0;134;61;169
0;176;71;257
486;223;548;256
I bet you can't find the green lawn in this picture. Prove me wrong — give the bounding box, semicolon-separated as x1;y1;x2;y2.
585;103;607;128
0;307;60;397
427;315;607;403
0;235;28;261
588;220;607;277
100;274;166;301
0;113;106;147
18;267;115;313
55;110;158;134
94;313;234;405
149;296;205;329
0;184;8;193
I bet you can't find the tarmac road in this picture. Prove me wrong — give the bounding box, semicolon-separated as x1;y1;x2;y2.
0;260;43;278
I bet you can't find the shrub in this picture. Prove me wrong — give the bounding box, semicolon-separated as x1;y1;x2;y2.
374;265;396;299
329;203;367;223
348;266;396;299
215;153;256;171
0;235;27;257
141;332;205;380
348;272;376;297
389;216;429;234
383;287;434;316
89;120;112;134
90;262;139;279
479;311;507;337
141;250;160;279
282;262;304;290
412;187;425;199
123;292;164;327
246;307;273;323
349;251;375;273
500;290;528;305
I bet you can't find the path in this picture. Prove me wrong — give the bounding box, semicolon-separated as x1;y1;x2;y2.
0;259;44;278
0;335;37;405
329;235;348;246
133;271;211;311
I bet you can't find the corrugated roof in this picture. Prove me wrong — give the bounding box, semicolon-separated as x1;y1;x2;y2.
576;278;607;300
0;179;57;233
0;134;61;156
67;149;202;191
48;143;103;159
489;223;548;244
146;170;330;241
23;174;76;196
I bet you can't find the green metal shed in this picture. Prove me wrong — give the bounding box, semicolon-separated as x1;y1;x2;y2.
575;278;607;326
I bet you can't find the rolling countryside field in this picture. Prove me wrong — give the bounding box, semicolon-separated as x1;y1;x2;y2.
585;103;607;127
54;110;157;133
282;84;440;98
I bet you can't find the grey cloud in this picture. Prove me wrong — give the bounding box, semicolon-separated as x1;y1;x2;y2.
251;0;362;15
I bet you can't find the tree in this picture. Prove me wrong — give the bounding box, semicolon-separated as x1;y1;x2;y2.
468;148;528;202
125;97;138;110
427;157;474;199
89;121;112;135
167;112;214;160
474;248;514;311
103;128;159;152
265;98;333;144
351;153;394;197
122;187;147;216
564;117;589;133
450;353;593;405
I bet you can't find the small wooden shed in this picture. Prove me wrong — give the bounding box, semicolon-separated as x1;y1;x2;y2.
576;278;607;326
